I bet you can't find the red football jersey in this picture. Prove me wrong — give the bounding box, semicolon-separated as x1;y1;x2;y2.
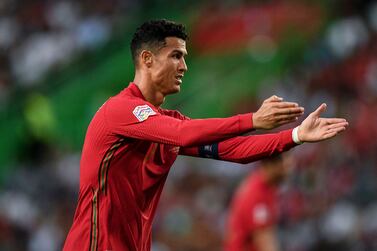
63;83;256;251
226;171;279;251
63;83;296;251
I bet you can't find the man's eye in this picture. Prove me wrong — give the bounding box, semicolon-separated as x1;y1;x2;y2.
173;54;181;59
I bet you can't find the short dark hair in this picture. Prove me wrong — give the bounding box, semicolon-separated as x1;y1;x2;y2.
130;19;188;66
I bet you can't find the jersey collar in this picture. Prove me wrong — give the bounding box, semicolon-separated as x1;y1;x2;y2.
126;82;163;112
127;82;146;100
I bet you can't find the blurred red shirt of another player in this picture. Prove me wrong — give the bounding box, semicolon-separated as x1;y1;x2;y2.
226;155;292;251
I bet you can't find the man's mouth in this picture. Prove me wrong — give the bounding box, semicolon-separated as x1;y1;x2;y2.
175;75;183;83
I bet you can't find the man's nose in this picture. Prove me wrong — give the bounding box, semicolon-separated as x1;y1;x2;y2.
179;58;187;72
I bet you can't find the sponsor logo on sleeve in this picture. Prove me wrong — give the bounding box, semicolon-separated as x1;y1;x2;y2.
133;105;156;122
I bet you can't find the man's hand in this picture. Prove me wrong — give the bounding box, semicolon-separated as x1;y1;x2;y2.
297;103;348;143
253;95;305;130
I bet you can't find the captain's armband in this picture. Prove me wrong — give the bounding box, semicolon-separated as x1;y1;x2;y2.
198;143;219;159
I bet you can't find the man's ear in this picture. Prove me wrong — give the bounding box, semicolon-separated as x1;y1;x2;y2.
140;50;153;67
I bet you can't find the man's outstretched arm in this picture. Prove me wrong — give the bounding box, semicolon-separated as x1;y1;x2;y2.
179;103;348;163
106;95;304;147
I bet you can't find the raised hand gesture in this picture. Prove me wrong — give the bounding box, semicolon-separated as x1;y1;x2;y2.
253;95;305;130
297;103;348;143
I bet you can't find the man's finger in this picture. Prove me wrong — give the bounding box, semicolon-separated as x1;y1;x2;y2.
275;107;305;116
323;118;348;125
324;127;346;138
311;103;327;117
322;131;339;140
326;122;349;130
274;102;300;108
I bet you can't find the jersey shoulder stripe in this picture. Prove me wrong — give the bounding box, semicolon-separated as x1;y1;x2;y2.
89;188;99;251
98;138;126;195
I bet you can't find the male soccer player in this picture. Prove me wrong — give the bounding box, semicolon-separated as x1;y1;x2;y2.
63;19;348;251
226;154;293;251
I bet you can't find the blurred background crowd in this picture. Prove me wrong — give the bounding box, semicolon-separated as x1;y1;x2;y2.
0;0;377;250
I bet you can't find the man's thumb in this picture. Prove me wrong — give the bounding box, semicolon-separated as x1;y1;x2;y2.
312;103;327;117
265;95;283;103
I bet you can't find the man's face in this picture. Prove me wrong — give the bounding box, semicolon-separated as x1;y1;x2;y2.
149;37;188;95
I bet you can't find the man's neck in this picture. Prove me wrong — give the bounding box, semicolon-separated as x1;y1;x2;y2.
133;74;165;107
